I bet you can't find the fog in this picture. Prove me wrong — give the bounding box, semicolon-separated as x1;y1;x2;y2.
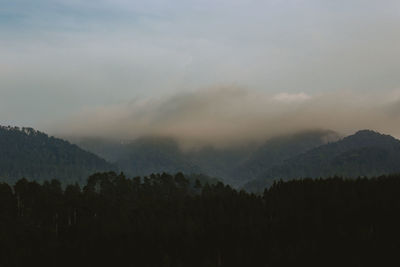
49;87;400;148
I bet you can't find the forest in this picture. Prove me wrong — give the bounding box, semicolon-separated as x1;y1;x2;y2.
1;172;400;267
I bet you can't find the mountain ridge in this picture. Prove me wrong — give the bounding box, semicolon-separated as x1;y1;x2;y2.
0;125;116;184
74;129;340;185
244;129;400;191
4;125;399;190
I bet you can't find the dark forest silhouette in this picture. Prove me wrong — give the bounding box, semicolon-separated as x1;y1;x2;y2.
1;172;400;266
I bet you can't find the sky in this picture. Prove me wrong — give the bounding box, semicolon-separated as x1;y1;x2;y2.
1;0;400;144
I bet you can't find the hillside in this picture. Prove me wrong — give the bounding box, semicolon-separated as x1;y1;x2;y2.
74;130;338;186
114;137;203;176
0;126;115;184
245;130;400;191
230;130;339;185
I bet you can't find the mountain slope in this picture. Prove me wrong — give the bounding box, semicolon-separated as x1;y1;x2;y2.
245;130;400;191
72;137;131;163
75;130;339;186
0;126;115;184
231;130;339;185
114;137;203;176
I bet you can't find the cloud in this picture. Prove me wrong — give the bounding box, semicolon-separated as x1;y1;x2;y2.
273;92;311;103
48;87;400;148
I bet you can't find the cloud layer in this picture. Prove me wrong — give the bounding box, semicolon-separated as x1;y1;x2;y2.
49;87;400;148
1;0;400;128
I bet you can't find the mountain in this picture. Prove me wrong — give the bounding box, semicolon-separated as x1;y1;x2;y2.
183;144;257;184
0;126;115;184
230;130;339;185
245;130;400;191
76;136;257;183
71;137;130;162
6;125;399;190
74;130;339;186
114;137;203;177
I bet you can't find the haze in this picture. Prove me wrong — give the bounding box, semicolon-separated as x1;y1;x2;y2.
1;0;400;145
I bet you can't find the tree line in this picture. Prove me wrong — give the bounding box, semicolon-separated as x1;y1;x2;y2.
1;172;400;266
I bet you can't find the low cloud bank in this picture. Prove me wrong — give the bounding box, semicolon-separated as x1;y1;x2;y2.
49;87;400;148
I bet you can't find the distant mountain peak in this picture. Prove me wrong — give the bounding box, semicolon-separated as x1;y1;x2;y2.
354;129;382;136
346;129;398;144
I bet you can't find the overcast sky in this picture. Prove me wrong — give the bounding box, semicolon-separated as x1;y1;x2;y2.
1;0;400;141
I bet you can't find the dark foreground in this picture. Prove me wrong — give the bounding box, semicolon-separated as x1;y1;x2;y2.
1;172;400;267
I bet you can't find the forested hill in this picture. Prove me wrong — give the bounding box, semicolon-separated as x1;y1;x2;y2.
75;130;338;186
0;126;115;184
230;130;339;185
75;136;256;184
245;130;400;191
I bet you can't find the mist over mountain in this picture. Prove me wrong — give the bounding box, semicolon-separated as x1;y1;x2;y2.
50;88;400;148
75;129;340;186
75;136;249;182
231;130;340;185
2;124;400;192
245;130;400;191
74;129;400;191
114;137;203;177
